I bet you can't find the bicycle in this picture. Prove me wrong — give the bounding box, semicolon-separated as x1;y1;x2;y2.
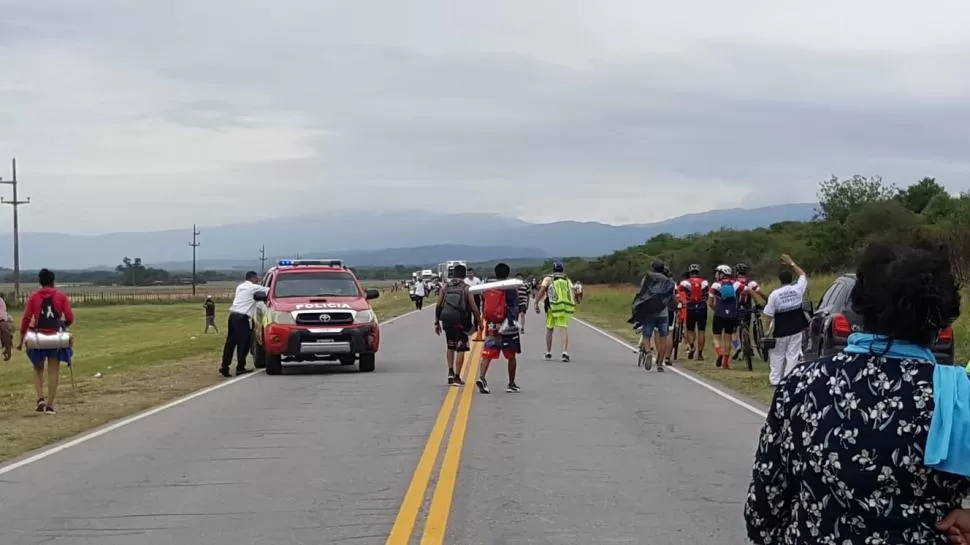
634;325;655;371
671;303;685;361
737;306;760;371
751;305;768;362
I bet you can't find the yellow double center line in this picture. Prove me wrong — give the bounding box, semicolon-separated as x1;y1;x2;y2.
385;340;483;545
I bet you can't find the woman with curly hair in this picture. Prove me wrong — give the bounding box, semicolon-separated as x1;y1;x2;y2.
744;237;970;544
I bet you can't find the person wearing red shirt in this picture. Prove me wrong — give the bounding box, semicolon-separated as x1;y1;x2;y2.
17;268;74;414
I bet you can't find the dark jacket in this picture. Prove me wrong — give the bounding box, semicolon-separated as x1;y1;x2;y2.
629;272;674;322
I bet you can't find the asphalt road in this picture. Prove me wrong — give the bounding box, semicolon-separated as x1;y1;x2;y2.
0;309;767;545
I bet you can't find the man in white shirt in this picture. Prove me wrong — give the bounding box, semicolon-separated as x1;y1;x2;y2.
221;271;269;377
761;255;810;387
412;279;427;310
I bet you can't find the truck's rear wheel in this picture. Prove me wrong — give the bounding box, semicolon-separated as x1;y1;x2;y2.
358;353;375;372
266;354;283;375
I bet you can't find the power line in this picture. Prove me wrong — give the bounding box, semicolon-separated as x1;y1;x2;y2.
259;244;267;274
0;158;30;301
188;224;200;296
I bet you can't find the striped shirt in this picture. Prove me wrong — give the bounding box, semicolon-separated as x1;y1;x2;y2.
516;282;530;307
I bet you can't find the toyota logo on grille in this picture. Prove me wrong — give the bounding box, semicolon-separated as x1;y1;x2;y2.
319;314;331;322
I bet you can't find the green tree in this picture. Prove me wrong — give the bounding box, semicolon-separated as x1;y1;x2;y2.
815;174;897;223
897;177;946;214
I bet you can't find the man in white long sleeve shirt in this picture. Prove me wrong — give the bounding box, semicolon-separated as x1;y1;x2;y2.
221;271;269;377
761;255;810;387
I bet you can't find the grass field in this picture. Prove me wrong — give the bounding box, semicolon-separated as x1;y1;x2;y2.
578;275;970;406
0;279;403;308
0;288;414;463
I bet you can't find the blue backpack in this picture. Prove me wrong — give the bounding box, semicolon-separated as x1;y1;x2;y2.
719;282;737;302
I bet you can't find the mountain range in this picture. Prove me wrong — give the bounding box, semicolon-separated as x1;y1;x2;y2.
0;203;816;270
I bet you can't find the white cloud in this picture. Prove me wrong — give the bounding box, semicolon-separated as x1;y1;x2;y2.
1;0;969;233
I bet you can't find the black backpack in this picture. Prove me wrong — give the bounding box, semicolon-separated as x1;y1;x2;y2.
37;295;60;330
632;274;673;318
439;282;468;327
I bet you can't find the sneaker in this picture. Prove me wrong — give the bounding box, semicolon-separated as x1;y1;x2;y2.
448;369;456;385
235;368;253;376
561;352;570;363
219;368;232;378
664;359;673;366
657;364;665;372
722;355;731;369
453;376;465;386
544;352;552;360
44;404;56;414
687;347;695;360
506;383;520;393
476;377;490;394
35;398;46;412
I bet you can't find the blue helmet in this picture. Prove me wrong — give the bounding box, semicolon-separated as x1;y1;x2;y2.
552;260;564;273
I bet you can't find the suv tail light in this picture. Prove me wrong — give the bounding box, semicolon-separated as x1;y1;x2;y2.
938;326;953;343
831;313;852;338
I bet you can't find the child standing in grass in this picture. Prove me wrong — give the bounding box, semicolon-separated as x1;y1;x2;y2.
17;269;74;414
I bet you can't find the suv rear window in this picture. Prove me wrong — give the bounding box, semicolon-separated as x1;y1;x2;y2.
273;271;360;298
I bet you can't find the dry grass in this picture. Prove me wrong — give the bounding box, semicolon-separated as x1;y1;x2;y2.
0;289;414;463
578;276;970;406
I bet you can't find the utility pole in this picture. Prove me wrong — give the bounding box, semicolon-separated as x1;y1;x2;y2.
0;158;30;301
259;244;267;274
188;224;200;296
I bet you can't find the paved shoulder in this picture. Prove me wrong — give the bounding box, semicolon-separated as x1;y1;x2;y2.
446;319;765;544
0;309;444;545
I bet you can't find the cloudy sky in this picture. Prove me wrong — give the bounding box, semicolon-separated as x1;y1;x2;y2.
1;0;969;234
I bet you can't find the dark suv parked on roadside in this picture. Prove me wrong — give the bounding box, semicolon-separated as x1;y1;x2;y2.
801;273;955;364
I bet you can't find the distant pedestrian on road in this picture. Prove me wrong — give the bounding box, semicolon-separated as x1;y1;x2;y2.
435;264;480;386
761;255;809;386
221;271;268;378
18;268;74;414
0;293;12;361
203;295;218;333
476;263;522;394
535;261;576;362
411;279;426;310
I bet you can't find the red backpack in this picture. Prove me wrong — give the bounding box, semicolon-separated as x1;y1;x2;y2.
483;289;507;323
687;277;706;304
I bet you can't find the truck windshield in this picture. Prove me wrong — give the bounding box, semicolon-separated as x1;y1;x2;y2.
273;272;361;298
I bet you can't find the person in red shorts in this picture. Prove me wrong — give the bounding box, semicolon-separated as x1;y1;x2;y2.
475;262;521;394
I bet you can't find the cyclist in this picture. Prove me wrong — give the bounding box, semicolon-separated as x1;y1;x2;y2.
679;263;709;360
709;264;744;369
732;262;768;360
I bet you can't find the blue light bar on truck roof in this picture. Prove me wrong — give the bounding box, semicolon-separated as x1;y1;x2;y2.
277;258;344;267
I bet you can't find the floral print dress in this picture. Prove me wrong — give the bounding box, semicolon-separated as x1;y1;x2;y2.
745;352;970;544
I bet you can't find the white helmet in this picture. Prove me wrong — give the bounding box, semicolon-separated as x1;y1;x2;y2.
715;264;733;276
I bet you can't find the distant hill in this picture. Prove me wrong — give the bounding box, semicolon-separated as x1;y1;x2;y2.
0;203;816;270
151;244;550;271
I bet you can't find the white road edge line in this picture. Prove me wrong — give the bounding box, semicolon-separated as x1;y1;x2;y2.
573;317;769;419
0;307;424;476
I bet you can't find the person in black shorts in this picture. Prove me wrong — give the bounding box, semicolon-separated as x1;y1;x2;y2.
435;264;480;386
680;264;709;360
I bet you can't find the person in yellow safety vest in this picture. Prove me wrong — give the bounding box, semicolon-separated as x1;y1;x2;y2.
534;261;576;362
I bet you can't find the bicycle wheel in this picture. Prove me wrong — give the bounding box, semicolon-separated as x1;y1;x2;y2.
637;334;645;366
672;323;681;361
741;327;753;371
753;317;769;362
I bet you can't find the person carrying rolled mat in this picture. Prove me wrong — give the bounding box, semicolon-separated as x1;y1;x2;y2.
16;268;74;414
221;271;268;378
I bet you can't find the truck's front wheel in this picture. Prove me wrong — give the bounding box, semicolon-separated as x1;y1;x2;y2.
252;339;267;369
266;354;283;375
